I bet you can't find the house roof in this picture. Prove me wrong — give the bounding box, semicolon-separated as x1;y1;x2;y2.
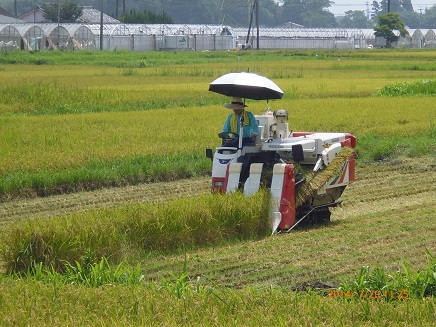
77;6;120;24
17;6;44;19
12;5;119;24
0;14;25;23
0;7;14;17
0;6;26;23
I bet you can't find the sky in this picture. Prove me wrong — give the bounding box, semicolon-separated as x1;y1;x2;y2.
328;0;436;16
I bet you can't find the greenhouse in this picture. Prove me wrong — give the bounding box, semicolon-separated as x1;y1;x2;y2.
84;23;234;51
15;24;46;50
40;24;71;50
0;23;434;51
64;24;96;50
232;27;370;49
424;29;436;47
0;24;20;50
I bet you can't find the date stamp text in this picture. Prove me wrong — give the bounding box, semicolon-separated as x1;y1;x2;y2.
327;289;409;300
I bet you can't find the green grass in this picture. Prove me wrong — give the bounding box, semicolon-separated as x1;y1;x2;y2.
338;249;436;300
374;79;436;96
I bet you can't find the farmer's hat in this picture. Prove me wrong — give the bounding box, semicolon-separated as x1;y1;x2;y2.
224;97;248;110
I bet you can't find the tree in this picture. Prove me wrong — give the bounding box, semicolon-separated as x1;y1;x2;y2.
374;12;409;47
423;5;436;27
339;10;371;28
281;0;335;28
402;0;414;12
371;1;381;19
43;1;82;23
399;10;421;28
119;8;173;24
379;0;414;14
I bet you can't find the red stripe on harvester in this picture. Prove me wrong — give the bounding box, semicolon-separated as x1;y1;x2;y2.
278;164;296;230
344;133;357;148
348;152;355;182
338;161;348;184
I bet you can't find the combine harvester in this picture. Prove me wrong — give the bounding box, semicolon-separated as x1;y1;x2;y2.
206;72;356;234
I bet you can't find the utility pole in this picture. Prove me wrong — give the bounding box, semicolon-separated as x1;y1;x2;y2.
255;0;259;50
57;0;60;26
246;0;260;50
419;7;423;28
100;0;103;50
57;0;60;47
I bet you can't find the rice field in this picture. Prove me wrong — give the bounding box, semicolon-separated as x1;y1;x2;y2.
0;49;435;325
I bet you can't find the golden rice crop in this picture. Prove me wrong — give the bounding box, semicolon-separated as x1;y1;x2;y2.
296;146;354;207
0;51;435;194
2;95;434;174
0;190;270;274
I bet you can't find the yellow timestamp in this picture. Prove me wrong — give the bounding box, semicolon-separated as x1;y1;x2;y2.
327;289;410;300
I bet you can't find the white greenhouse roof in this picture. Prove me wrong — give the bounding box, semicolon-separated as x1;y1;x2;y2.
1;23;435;48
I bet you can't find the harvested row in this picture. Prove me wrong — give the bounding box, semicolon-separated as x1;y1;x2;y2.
0;177;210;226
136;158;436;289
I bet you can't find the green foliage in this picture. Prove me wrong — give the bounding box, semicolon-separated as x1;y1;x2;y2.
374;79;436;96
119;8;173;24
397;249;436;298
356;133;435;162
338;250;436;300
338;10;372;28
17;250;145;287
374;12;409;47
63;255;144;287
43;0;82;23
281;0;337;28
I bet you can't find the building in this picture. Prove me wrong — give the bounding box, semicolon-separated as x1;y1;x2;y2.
18;6;45;23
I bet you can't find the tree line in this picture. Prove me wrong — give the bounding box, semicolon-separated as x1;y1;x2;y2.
2;0;435;28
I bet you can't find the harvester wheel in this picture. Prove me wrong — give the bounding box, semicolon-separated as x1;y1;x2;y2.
315;209;331;224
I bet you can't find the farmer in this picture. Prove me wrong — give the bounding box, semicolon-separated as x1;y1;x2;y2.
220;97;259;147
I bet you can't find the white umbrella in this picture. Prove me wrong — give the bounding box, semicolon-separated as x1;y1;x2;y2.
209;72;284;100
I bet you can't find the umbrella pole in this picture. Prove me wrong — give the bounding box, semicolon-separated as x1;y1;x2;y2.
237;115;244;158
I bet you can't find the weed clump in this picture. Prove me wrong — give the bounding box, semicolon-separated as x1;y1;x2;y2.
374;79;436;96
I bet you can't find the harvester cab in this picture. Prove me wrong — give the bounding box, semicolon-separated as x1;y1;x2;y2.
206;108;356;234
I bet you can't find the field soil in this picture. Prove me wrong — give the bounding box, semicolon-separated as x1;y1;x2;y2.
1;156;435;288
